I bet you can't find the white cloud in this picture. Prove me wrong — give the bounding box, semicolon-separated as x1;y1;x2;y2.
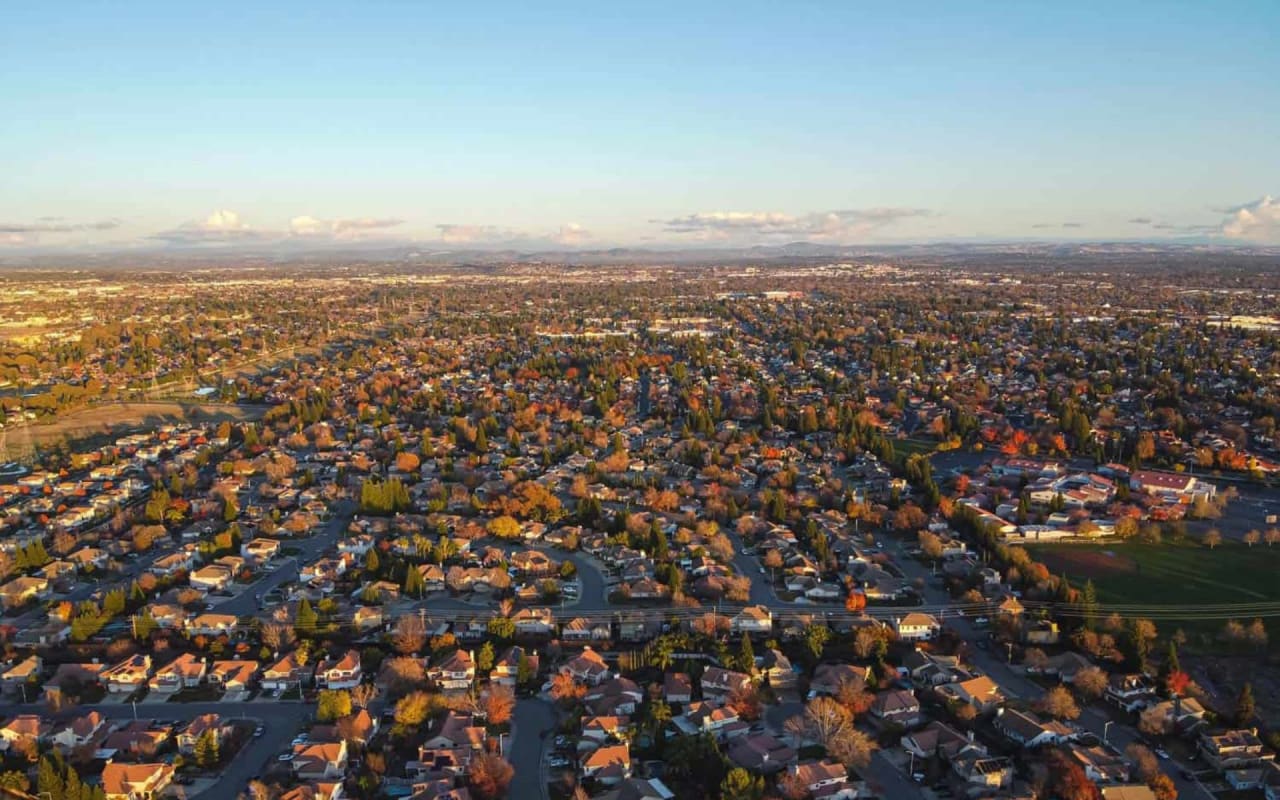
435;223;591;248
1220;195;1280;241
0;218;121;234
655;208;932;241
552;223;591;245
290;216;404;239
154;210;404;246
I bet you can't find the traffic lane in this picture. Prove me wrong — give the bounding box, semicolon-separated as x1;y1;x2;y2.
511;698;555;800
864;749;926;800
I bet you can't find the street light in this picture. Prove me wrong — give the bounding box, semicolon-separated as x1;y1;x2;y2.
1103;721;1113;746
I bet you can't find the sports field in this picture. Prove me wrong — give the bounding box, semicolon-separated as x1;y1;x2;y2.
1036;541;1280;607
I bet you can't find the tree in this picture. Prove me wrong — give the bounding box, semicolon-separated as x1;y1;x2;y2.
550;673;586;707
486;515;522;540
802;624;831;661
1138;706;1170;737
1202;529;1222;549
719;767;764;800
482;685;515;726
351;683;379;709
262;623;296;652
193;729;220;768
1244;529;1261;547
1126;743;1160;781
737;635;755;674
1037;686;1081;720
1045;748;1102;800
487;616;516;641
317;689;352;722
294;598;318;635
467;753;513;800
1148;772;1177;800
384;656;426;694
477;642;495;673
787;697;876;768
1236;682;1255;727
394;690;432;727
403;565;426;597
392;614;427;655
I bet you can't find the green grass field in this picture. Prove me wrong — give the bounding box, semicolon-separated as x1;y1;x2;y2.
1035;541;1280;607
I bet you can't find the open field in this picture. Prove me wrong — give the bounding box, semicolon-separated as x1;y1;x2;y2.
1036;540;1280;607
2;401;264;454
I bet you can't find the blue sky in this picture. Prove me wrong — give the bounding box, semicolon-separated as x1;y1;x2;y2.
3;1;1279;250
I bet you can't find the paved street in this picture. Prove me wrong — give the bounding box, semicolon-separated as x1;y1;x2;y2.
510;698;555;800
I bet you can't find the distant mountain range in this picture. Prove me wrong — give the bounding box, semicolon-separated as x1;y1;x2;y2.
2;239;1278;270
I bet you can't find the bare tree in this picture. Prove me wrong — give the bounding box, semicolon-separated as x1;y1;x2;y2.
262;623;296;652
1125;743;1159;782
392;614;427;655
1072;666;1108;701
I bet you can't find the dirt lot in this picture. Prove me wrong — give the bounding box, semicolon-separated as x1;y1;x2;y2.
5;401;264;453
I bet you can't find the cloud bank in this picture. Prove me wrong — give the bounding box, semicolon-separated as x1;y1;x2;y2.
1220;195;1280;241
655;208;932;241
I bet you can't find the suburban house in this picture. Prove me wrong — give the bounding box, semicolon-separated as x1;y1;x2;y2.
1105;674;1157;712
902;721;970;761
152;551;195;577
730;605;773;634
701;667;753;700
938;675;1006;714
428;649;476;691
189;564;235;592
1;654;41;696
870;689;923;727
178;714;226;754
562;617;611;642
0;576;50;610
186;613;239;636
209;660;260;692
995;708;1076;749
810;663;872;697
101;763;176;800
241;537;281;563
293;741;349;780
489;646;537;688
418;711;486;773
758;649;796;691
316;650;363;690
1199;729;1275;772
0;715;49;750
149;653;207;691
51;711;107;752
727;733;796;775
512;607;555;636
585;677;645;716
785;760;856;800
1070;743;1132;783
894;613;941;641
561;648;611;685
663;672;693;704
263;651;313;691
101;654;153;693
581;743;632;785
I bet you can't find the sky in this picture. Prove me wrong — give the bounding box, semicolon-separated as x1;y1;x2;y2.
3;1;1279;252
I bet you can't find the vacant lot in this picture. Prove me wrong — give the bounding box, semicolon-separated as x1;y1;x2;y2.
5;401;263;453
1037;541;1280;606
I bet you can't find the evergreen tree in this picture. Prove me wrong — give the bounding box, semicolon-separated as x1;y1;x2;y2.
737;635;755;674
403;565;426;598
1236;682;1256;726
365;549;381;576
1080;580;1098;631
295;597;318;635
